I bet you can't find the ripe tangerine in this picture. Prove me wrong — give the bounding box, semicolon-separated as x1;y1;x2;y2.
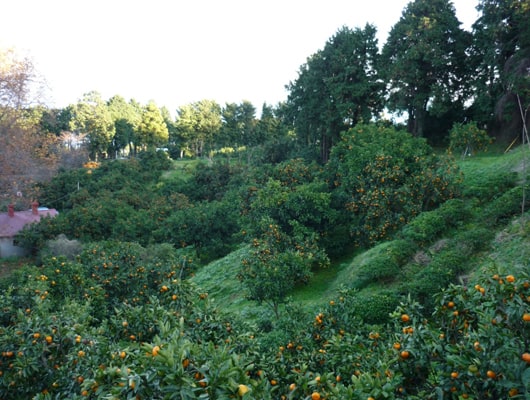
311;392;321;400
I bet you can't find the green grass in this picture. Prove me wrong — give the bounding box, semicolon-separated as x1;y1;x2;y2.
162;159;203;180
190;246;256;313
458;145;529;184
290;261;349;305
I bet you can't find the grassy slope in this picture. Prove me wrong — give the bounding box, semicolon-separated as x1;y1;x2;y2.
191;145;530;316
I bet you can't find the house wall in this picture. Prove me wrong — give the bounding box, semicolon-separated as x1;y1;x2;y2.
0;237;28;258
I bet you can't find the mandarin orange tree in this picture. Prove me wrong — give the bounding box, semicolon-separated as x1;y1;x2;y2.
428;267;530;399
0;242;261;399
239;220;329;318
448;121;493;159
325;123;461;247
1;246;529;399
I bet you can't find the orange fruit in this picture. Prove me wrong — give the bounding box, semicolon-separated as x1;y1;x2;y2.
119;351;126;359
393;342;401;350
400;350;410;359
447;301;455;308
486;370;496;379
152;345;161;356
506;275;515;283
522;352;530;363
450;371;459;379
401;314;410;323
237;384;249;396
289;383;296;391
270;379;277;386
522;313;530;322
45;335;53;344
311;392;321;400
509;388;518;397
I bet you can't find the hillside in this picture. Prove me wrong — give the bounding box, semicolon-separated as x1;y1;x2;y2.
191;145;530;321
0;146;528;400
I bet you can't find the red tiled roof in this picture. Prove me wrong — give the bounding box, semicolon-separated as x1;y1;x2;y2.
0;208;58;238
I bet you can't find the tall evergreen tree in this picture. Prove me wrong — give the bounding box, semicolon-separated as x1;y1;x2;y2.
286;24;383;162
381;0;472;139
107;95;141;157
175;100;222;158
470;0;530;140
137;101;169;149
70;91;115;160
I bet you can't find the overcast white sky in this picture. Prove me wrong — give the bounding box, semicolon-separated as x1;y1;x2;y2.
1;0;479;114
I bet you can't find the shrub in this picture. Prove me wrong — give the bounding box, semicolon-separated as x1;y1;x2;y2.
461;171;518;202
326;123;462;247
401;210;447;245
483;186;530;226
453;225;495;253
400;248;469;313
40;234;83;261
348;289;401;325
448;121;494;158
401;199;473;246
351;240;416;290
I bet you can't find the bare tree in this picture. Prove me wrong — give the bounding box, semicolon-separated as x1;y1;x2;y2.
0;47;57;206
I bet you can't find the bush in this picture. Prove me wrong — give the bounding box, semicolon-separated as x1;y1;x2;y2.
483;186;530;226
448;121;494;158
40;234;83;261
348;289;401;325
400;248;469;313
326;123;462;247
351;240;416;290
453;225;495;253
401;210;447;245
401;199;473;246
461;171;518;202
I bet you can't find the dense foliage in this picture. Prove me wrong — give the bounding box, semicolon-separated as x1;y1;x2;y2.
326;124;461;247
1;0;529;398
1;236;529;399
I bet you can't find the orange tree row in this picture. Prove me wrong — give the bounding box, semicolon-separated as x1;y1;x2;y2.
0;240;529;399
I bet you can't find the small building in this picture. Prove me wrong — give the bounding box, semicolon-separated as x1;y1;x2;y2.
0;202;58;258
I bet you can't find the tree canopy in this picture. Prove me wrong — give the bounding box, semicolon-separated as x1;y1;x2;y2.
381;0;472;139
286;24;383;162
